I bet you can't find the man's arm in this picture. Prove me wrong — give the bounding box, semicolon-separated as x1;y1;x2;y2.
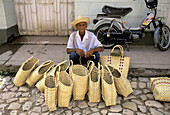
85;46;104;58
66;48;85;56
91;46;104;52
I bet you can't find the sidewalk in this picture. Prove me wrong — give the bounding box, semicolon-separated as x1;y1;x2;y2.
0;43;170;115
0;44;170;77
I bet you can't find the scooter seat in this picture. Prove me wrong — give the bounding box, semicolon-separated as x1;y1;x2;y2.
102;5;132;17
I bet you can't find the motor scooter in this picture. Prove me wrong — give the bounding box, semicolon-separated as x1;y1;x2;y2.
93;0;170;51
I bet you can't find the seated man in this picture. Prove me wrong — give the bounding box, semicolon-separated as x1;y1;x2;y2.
66;15;104;66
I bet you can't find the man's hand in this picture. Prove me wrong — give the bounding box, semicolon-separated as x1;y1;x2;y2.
76;49;85;56
85;49;94;58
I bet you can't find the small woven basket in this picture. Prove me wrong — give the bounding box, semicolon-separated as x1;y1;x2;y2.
26;60;54;87
14;56;39;86
58;71;73;107
69;60;89;100
101;65;117;106
88;61;101;102
36;65;58;92
150;77;170;102
107;64;133;97
45;75;58;111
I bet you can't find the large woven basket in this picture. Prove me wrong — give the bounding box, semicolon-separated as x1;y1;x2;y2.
36;65;58;92
100;45;130;78
101;65;117;106
69;60;89;100
88;61;101;102
13;56;39;86
106;64;133;97
58;71;73;107
45;75;58;111
150;77;170;101
26;60;54;87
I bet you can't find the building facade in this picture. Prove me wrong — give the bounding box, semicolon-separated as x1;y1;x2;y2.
0;0;170;43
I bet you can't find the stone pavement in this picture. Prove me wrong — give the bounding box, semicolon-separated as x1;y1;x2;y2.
0;44;170;77
0;76;170;115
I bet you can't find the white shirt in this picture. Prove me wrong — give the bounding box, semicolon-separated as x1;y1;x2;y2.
67;30;103;54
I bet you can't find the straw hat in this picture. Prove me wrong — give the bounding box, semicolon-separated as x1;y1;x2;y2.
71;15;90;28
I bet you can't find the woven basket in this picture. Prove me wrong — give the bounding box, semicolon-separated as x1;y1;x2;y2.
57;60;69;72
58;71;73;107
100;45;130;78
150;77;170;101
36;65;58;92
13;56;39;87
101;65;117;106
69;60;89;100
88;61;101;102
26;60;54;87
106;64;133;97
45;75;58;111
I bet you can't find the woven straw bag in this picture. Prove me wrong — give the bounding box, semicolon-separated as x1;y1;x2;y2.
36;60;69;92
87;61;101;102
36;65;58;92
69;60;89;100
45;75;58;111
150;77;170;101
57;71;73;107
101;65;117;106
100;45;130;78
26;60;54;87
57;60;69;72
106;64;133;97
13;56;39;87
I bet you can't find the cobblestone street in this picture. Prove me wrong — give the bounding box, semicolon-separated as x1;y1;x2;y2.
0;76;170;115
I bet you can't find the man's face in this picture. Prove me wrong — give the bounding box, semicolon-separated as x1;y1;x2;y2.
76;22;87;33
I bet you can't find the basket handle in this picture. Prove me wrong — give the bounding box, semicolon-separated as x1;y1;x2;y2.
56;71;59;81
87;60;94;69
111;45;123;56
87;61;95;74
69;60;74;66
65;60;70;72
98;62;101;70
104;65;114;80
101;65;104;79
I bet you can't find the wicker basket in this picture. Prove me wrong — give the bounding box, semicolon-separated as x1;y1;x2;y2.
150;77;170;101
36;65;58;92
100;45;130;78
69;60;89;100
26;60;54;87
88;61;101;102
106;64;133;97
57;60;69;72
13;56;39;87
45;75;58;111
101;65;117;106
58;71;73;107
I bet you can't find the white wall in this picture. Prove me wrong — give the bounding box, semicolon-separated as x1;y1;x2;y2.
0;0;17;29
167;9;170;28
3;0;17;28
75;0;170;29
0;0;7;29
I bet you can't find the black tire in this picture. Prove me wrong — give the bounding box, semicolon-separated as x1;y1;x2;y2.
94;23;120;48
155;24;170;51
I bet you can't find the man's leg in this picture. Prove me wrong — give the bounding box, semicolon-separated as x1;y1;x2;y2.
69;52;80;64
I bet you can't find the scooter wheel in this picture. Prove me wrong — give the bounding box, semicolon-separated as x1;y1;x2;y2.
94;23;120;48
155;24;170;51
